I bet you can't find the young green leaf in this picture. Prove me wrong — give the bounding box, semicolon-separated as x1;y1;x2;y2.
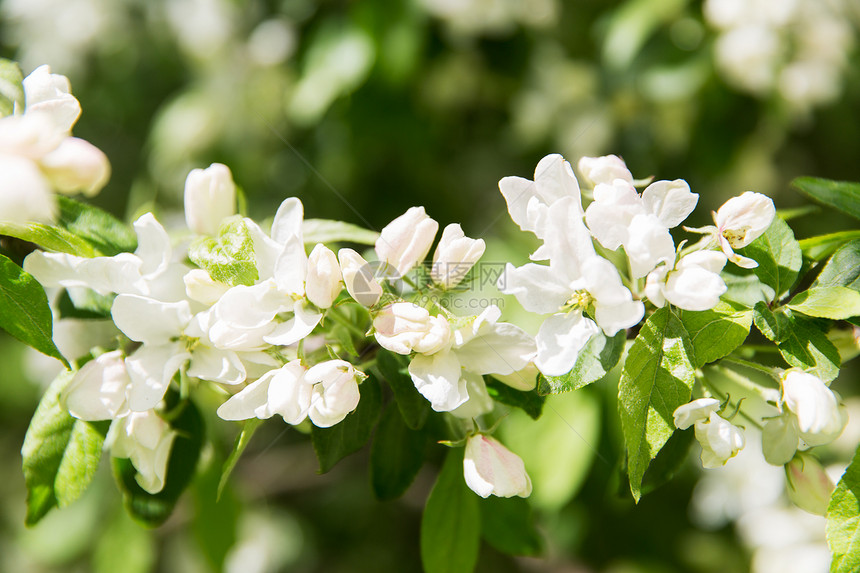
217;418;263;500
370;404;426;500
792;176;860;221
0;221;99;257
800;231;860;263
814;239;860;291
618;307;696;502
188;216;259;287
376;349;429;430
114;399;204;527
737;217;802;302
487;377;545;420
0;254;69;367
420;447;480;573
302;218;380;245
479;496;542;557
0;58;24;116
677;302;753;367
21;372;106;525
827;445;860;572
311;376;382;473
753;302;790;343
777;311;840;382
538;331;625;395
56;196;138;256
787;287;860;320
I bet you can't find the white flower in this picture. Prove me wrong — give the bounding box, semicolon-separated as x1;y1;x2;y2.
338;248;383;307
62;350;131;421
430;223;485;289
781;370;846;446
107;410;176;494
500;196;643;376
498;153;580;240
305;243;342;309
762;412;801;465
375;206;438;275
183;268;230;305
645;251;728;311
373;302;451;356
673;397;722;429
0;152;55;223
694;411;745;468
38;136;110;196
22;64;81;133
184;163;237;235
463;434;532;498
577;154;634;186
305;360;361;427
406;305;536;412
713;191;775;268
217;360;310;424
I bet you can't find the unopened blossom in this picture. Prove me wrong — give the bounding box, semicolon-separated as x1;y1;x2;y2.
784;453;834;516
375;206;438;275
577;154;634;186
713;191;775;268
762;412;801;465
430;223;485;289
373;302;451;356
305;243;343;309
39;136;110;196
673;397;721;430
305;360;361;427
22;64;81;132
338;248;383;307
184;163;237;235
695;411;745;468
62;350;131;421
781;369;846;446
106;410;176;494
463;434;532;498
645;251;728;311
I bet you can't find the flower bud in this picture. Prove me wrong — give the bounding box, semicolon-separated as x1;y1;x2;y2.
305;244;342;309
664;251;728;311
463;434;532;498
184;163;237;235
305;360;361;427
761;412;800;466
674;397;721;430
785;453;834;516
106;410;176;494
781;370;846;446
40;137;111;196
338;248;383;307
578;154;633;186
375;206;438;275
694;411;745;468
373;302;450;355
22;65;81;133
430;223;485;289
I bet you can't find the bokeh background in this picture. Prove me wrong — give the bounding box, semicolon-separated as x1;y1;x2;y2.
1;0;860;571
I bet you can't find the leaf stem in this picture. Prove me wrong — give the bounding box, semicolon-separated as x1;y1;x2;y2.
721;356;783;382
326;307;367;339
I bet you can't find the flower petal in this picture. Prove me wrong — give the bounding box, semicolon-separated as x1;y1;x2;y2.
126;343;190;411
408;350;468;412
111;294;191;344
534;311;600;377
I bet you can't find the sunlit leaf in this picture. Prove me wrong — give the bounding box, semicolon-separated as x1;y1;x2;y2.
793;176;860;221
538;331;625;395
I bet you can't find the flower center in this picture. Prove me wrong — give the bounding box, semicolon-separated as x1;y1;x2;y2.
564;290;593;311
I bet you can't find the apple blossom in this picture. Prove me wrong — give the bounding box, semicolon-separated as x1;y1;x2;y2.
62;350;132;421
375;206;438;275
373;302;451;356
106;410;176;494
673;397;722;430
784;453;834;516
430;223;485;289
184;163;237;235
463;434;532;498
644;251;728;311
305;243;343;309
781;369;846;446
695;411;746;468
22;64;81;133
38;137;110;196
577;154;634;186
713;191;776;268
338;248;383;307
305;360;362;427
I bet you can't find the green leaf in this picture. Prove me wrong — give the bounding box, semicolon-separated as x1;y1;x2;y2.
788;287;860;320
0;221;99;257
800;231;860;263
57;288;114;320
0;58;24;116
0;254;68;367
376;349;429;430
618;307;696;502
194;453;240;572
217;418;263;500
370;404;426;500
777;311;841;382
538;331;625;395
479;496;542;557
311;375;382;473
754;302;791;343
815;239;860;291
420;447;480;573
56;196;138;255
639;427;695;496
22;372;106;525
303;218;379;245
486;377;545;420
792;176;860;221
114;398;204;527
93;508;155;573
827;445;860;572
677;302;753;367
188;216;259;287
721;267;770;308
737;217;802;302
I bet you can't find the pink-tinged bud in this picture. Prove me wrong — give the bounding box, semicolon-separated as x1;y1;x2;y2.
184;163;237;235
375;206;438;275
463;434;532;498
373;302;450;356
430;223;485;289
40;137;111;196
785;453;834;516
305;244;342;309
